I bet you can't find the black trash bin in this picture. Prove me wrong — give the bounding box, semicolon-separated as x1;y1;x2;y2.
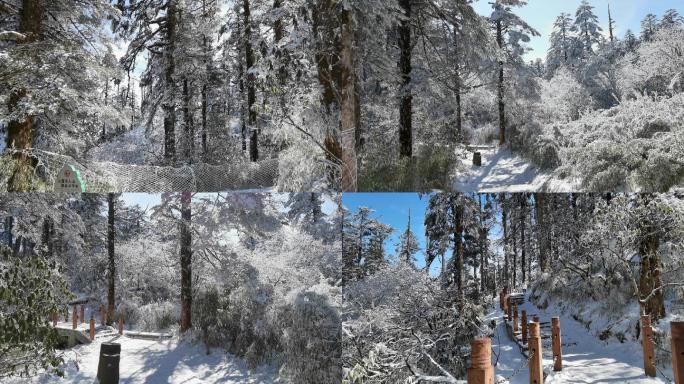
96;342;121;384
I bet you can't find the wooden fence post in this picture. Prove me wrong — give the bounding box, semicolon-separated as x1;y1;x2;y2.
467;337;495;384
118;314;124;335
90;316;95;341
513;305;519;333
671;321;684;384
552;317;562;372
529;322;543;384
642;315;656;377
522;310;528;345
100;306;106;326
72;305;77;330
64;306;69;323
80;305;85;324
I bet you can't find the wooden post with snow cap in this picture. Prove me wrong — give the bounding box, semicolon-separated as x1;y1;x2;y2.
90;316;95;341
521;310;528;345
72;305;77;330
118;313;124;335
671;321;684;384
642;315;656;377
513;305;519;333
528;322;543;384
467;337;495;384
533;315;540;323
552;317;562;371
100;306;106;326
80;305;85;324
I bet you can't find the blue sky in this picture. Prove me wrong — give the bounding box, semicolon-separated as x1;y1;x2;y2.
472;0;684;61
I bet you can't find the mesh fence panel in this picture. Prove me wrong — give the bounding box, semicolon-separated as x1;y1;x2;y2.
4;149;279;192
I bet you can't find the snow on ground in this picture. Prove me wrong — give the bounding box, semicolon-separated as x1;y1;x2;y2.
454;146;577;193
14;321;280;384
486;294;673;384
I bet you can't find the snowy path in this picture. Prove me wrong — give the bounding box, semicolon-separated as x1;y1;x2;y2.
486;295;672;384
454;146;575;193
13;324;280;384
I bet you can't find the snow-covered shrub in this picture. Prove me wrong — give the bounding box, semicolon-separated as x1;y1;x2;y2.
343;263;483;383
137;301;177;332
118;299;142;328
280;291;341;384
277;138;328;192
193;288;224;347
539;67;593;122
549;93;684;191
618;26;684;97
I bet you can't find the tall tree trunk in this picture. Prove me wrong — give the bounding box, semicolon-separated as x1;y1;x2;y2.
453;200;464;301
102;79;109;138
520;196;526;285
273;0;287;87
502;202;509;286
339;6;359;192
535;193;549;272
163;0;177;164
496;20;506;146
6;0;42;192
237;26;247;152
398;0;413;158
182;77;194;163
454;31;462;143
243;0;258;162
638;196;666;321
201;0;210;159
107;194;116;326
512;216;517;288
479;195;486;293
313;1;342;187
179;192;192;332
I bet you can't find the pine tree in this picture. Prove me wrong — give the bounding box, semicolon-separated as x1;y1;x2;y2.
641;14;659;42
572;0;603;56
396;210;420;266
624;29;638;52
547;13;574;73
660;9;684;30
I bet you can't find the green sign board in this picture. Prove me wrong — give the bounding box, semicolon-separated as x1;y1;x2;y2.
54;164;86;193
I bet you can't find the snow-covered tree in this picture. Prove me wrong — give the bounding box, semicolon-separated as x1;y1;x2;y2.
571;0;603;57
641;13;659;42
343;207;393;282
489;0;540;145
395;211;420;266
547;13;575;74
